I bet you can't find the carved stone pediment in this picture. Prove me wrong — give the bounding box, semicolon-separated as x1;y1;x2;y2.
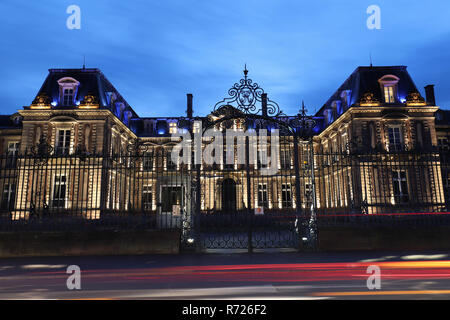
31;93;51;107
406;92;425;105
360;92;379;105
49;114;79;122
381;110;408;119
80;94;99;107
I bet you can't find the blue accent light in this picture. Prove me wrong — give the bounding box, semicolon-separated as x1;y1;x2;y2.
75;100;80;106
337;102;343;115
328;111;333;124
51;101;57;107
158;129;166;135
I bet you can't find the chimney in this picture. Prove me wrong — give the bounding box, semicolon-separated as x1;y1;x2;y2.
262;93;268;117
424;85;436;106
186;93;193;118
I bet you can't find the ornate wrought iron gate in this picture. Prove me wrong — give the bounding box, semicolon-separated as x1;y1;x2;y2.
180;67;317;252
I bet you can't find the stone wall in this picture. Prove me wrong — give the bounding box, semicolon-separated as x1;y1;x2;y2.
0;229;180;257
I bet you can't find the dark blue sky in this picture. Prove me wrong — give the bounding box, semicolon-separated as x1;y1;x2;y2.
1;0;449;117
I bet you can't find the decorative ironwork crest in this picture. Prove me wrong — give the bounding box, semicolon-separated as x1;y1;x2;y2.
213;66;283;116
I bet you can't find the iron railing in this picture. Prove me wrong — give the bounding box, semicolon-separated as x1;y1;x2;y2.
0;149;448;238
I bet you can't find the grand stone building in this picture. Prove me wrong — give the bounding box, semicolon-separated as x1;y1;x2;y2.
0;65;448;226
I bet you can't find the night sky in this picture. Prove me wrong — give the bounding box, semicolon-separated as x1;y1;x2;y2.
1;0;449;117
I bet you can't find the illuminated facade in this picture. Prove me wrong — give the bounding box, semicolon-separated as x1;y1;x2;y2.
0;66;448;222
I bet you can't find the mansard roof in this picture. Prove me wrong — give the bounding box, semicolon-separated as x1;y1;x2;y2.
20;65;438;137
317;66;420;113
33;68;138;118
0;114;22;129
435;109;450;126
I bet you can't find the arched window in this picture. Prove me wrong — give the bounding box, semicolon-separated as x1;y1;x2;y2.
57;77;80;106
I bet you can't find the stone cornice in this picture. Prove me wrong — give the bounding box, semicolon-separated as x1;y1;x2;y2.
318;106;439;139
19;109;112;120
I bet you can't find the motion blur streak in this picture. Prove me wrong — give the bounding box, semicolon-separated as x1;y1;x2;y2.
314;290;450;296
4;254;450;299
28;260;450;283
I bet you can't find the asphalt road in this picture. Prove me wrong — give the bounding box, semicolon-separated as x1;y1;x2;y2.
2;250;450;300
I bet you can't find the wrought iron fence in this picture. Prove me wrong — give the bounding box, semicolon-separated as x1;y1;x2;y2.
0;148;448;244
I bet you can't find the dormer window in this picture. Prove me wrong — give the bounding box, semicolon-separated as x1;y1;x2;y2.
340;90;352;108
324;108;333;125
57;77;80;107
193;122;201;134
378;75;400;104
169;122;178;134
332;101;341;117
63;88;74;106
384;86;395;103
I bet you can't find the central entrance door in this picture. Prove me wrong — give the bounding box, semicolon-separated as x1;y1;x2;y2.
221;179;236;213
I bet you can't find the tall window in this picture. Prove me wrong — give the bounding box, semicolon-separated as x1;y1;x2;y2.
384;86;395;103
6;142;19;167
1;183;15;210
142;185;153;211
392;170;409;204
169;122;177;134
258;183;268;208
341;133;348;153
378;75;399;104
7;142;19;156
280;149;291;169
166;149;176;170
438;138;449;151
193;122;200;134
224;146;234;170
388;126;403;152
304;183;312;200
281;183;292;208
58;77;79;107
63;88;74;106
143;152;154;171
55;129;71;155
52;175;67;208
